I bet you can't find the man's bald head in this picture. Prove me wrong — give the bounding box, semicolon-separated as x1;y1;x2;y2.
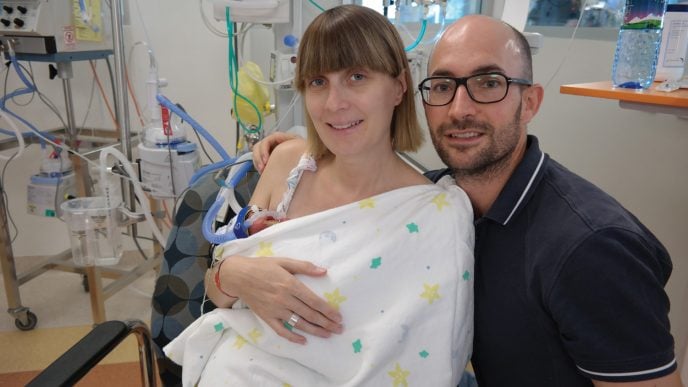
429;15;533;81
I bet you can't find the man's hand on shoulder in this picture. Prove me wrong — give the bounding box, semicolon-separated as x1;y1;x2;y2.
252;132;303;173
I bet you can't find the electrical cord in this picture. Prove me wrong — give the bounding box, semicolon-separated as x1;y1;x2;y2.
268;93;300;133
105;57;120;129
199;0;229;38
0;148;24;243
175;102;214;163
132;231;151;261
79;61;99;138
6;62;36;107
190;123;214;163
542;0;588;90
237;23;295;87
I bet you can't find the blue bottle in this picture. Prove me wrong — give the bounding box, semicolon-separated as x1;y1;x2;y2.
611;0;667;89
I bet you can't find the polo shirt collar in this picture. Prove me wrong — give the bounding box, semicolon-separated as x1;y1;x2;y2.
482;135;548;226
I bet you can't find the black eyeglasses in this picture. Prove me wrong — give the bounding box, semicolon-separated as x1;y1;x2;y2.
418;73;532;106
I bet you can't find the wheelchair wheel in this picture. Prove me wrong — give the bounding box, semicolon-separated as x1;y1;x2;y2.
15;311;37;331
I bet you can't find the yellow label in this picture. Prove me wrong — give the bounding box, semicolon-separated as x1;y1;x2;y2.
72;0;103;42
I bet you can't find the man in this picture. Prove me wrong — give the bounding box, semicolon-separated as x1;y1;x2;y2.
244;15;682;386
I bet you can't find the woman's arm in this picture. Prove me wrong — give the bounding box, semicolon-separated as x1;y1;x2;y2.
204;139;344;343
207;255;343;344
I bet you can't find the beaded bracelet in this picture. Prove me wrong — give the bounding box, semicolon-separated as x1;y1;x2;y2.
214;259;238;300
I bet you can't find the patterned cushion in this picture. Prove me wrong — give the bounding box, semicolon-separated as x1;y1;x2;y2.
150;166;258;386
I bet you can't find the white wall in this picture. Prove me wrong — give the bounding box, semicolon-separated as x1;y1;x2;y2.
1;0;686;374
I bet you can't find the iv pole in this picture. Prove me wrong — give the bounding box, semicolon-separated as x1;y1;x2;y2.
0;0;162;329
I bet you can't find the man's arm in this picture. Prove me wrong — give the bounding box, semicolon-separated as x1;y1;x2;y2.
551;228;678;385
252;132;302;173
593;369;683;387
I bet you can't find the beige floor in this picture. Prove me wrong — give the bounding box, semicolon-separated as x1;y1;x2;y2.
0;251;157;383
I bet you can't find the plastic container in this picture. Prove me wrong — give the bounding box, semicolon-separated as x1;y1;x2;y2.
60;197;123;266
655;4;688;82
612;0;667;89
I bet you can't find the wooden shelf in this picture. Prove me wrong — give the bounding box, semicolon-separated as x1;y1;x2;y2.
560;81;688;110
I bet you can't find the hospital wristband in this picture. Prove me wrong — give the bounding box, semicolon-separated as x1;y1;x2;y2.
214;259;238;300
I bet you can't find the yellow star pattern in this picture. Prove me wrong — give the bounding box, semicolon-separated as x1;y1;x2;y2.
324;288;347;311
359;198;376;209
248;328;262;343
431;193;450;211
420;283;441;304
388;362;410;387
233;335;247;350
255;241;274;257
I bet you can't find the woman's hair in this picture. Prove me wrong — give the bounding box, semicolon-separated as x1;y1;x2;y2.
295;5;423;159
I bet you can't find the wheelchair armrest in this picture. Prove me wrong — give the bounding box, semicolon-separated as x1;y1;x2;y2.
26;319;156;387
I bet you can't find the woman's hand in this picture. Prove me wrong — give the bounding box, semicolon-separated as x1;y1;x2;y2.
251;132;301;173
216;255;344;344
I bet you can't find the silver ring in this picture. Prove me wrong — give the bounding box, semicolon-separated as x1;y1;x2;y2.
284;312;300;331
288;312;300;327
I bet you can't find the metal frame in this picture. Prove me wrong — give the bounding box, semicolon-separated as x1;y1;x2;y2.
26;319;157;387
0;0;161;330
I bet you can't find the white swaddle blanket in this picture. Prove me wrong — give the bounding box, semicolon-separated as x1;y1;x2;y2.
164;176;474;387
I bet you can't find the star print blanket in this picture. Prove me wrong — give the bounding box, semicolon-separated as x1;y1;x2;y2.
164;176;474;387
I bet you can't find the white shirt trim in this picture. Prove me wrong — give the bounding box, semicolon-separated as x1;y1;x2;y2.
502;151;545;225
577;359;676;378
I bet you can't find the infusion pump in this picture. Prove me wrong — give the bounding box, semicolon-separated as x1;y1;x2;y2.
0;0;112;55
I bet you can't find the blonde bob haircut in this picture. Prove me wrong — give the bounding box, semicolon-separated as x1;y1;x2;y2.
295;5;423;159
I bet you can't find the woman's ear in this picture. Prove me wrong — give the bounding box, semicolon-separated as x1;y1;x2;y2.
394;70;408;105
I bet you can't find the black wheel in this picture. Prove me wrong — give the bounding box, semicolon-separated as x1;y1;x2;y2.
82;275;89;292
15;311;37;331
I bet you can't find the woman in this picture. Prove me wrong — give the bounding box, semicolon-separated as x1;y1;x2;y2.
165;5;474;386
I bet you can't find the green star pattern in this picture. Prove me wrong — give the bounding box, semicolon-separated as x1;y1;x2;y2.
353;339;362;353
370;257;382;269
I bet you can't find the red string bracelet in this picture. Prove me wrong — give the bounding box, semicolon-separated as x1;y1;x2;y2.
214;259;238;299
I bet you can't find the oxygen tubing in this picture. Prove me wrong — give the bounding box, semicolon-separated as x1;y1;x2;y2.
0;56;55;146
188;158;235;187
201;152;255;245
202;196;237;245
404;19;427;52
156;94;232;161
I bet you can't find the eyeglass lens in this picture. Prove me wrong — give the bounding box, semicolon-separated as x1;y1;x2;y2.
421;74;509;105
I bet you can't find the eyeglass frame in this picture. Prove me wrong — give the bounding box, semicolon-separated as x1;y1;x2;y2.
417;73;533;106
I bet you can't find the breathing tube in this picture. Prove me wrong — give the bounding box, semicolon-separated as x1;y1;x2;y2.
201;151;254;245
156;94;231;161
0;52;57;148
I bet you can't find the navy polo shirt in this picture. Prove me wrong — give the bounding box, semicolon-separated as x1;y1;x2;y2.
426;135;676;386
